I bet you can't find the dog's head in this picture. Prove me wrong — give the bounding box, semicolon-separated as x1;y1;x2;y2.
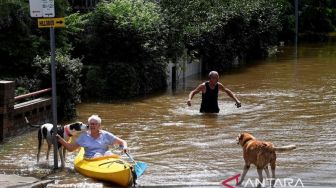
66;122;88;136
236;132;256;147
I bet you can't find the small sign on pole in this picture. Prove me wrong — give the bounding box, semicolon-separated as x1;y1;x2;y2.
38;18;65;28
29;0;43;17
41;0;55;18
29;0;55;18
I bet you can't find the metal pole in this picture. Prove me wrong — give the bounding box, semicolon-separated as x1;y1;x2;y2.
50;27;58;169
295;0;298;58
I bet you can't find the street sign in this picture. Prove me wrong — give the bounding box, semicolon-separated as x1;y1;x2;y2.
38;18;65;28
29;0;43;17
41;0;55;17
29;0;54;18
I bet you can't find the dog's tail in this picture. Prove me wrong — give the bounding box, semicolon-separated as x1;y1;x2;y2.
274;144;296;151
38;128;43;151
25;116;41;128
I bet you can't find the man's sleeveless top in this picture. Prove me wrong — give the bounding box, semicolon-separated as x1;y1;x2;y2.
200;81;219;113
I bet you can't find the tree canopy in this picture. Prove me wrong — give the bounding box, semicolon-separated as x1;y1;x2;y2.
1;0;336;119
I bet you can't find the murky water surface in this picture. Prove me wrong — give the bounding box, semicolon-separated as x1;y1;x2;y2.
1;43;336;187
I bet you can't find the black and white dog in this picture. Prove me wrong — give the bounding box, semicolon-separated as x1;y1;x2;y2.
25;117;88;168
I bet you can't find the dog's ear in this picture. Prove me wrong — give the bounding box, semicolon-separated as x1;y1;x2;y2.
238;133;244;140
236;133;243;145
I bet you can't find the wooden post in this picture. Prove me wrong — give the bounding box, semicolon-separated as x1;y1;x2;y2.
0;81;15;142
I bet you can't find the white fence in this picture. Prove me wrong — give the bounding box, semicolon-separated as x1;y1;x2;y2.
166;51;202;86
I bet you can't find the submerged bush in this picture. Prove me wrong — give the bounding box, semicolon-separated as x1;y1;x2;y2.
33;51;83;120
196;0;284;72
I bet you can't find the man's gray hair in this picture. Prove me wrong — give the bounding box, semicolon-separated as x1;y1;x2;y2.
88;114;102;124
209;71;219;78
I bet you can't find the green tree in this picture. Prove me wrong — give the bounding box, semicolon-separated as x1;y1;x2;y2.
279;0;336;41
158;0;224;69
33;51;83;120
0;0;71;77
0;1;47;77
68;0;167;99
300;0;334;33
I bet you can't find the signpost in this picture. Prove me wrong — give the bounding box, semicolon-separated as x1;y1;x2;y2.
50;26;58;170
29;0;62;169
29;0;43;17
29;0;55;18
41;0;55;17
38;18;65;28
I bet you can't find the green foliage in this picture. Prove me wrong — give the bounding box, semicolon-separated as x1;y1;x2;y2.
74;0;165;64
232;0;283;57
0;1;48;77
186;0;284;71
4;0;336;108
83;60;167;100
105;0;162;31
277;0;295;41
68;0;167;99
300;6;334;33
64;12;88;39
14;76;42;95
278;0;336;41
104;62;139;99
0;0;71;77
82;65;106;99
32;51;83;120
330;8;336;28
15;86;28;96
60;12;89;54
158;0;223;63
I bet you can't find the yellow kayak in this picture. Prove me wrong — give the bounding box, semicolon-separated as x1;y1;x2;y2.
74;148;133;187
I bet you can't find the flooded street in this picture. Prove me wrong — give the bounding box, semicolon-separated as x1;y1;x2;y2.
1;42;336;187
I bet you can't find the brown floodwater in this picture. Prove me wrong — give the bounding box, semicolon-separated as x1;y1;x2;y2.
1;42;336;188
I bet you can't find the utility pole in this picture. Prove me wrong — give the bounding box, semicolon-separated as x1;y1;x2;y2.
295;0;298;58
50;26;58;169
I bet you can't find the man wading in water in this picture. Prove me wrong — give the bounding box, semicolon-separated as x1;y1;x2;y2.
187;71;241;113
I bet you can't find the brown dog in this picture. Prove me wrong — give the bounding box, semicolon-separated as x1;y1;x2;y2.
236;132;296;188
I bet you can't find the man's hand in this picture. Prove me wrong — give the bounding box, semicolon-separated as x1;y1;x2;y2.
235;102;241;108
187;99;192;106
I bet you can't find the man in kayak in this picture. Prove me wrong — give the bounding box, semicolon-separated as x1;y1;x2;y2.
57;114;128;158
187;71;241;113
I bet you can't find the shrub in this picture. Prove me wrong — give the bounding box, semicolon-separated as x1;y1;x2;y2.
32;51;83;120
68;0;167;99
196;0;284;72
83;60;167;100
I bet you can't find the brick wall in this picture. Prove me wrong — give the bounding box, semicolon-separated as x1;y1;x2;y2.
0;81;14;141
0;81;52;142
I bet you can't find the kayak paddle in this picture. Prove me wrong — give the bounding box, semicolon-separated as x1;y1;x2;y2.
125;152;148;177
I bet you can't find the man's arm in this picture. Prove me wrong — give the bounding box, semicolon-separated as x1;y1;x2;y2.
218;83;241;107
187;84;205;106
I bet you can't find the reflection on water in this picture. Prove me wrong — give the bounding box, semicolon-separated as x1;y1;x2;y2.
1;43;336;187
